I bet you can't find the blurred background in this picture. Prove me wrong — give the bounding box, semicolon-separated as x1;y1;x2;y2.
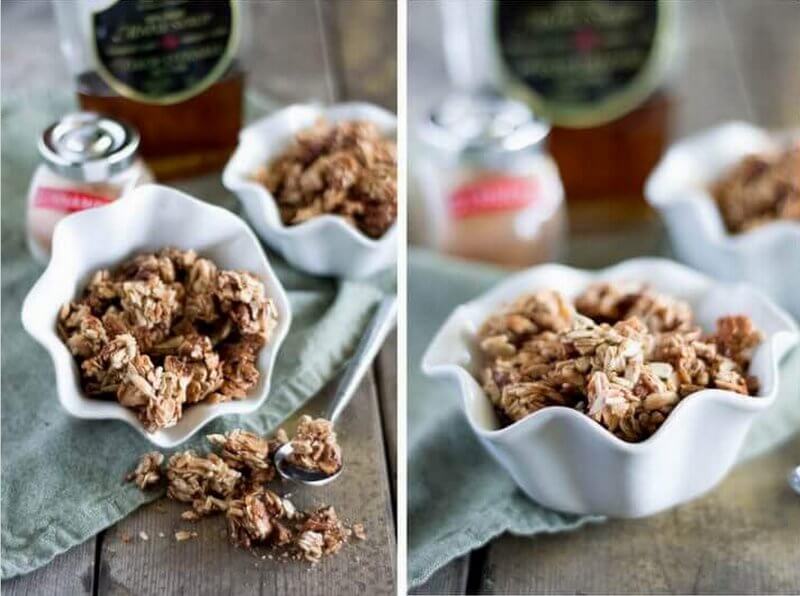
408;0;800;267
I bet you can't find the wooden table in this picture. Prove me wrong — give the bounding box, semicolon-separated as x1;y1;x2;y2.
1;2;397;595
409;1;800;593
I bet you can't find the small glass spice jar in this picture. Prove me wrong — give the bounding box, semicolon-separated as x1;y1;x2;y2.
27;112;153;262
415;90;566;268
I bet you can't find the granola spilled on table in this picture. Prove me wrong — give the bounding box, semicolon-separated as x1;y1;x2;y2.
478;282;763;442
126;421;361;563
711;144;800;233
253;119;397;238
58;248;278;432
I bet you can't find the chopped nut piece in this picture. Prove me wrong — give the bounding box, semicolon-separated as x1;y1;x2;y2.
478;283;763;441
139;531;149;541
254;119;397;238
287;416;342;475
126;451;164;490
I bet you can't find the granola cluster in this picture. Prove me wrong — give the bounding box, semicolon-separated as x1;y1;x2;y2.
253;119;397;238
126;421;362;563
286;415;343;475
478;282;763;442
58;249;278;432
711;145;800;233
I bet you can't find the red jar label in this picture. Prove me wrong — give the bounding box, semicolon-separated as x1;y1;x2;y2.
33;187;113;213
449;176;539;219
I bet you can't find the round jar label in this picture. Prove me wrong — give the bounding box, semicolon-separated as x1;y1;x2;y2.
449;176;540;219
90;0;240;105
493;0;673;128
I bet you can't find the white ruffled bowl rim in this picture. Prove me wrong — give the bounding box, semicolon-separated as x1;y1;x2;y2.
21;184;292;448
222;102;397;277
422;258;799;455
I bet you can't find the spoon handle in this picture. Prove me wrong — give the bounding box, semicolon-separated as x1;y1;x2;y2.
327;296;397;423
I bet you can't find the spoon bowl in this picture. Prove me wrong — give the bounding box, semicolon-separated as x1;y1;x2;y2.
274;442;343;486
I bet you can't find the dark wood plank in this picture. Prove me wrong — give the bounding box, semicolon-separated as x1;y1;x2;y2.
375;331;398;481
719;0;800;129
670;0;754;137
325;0;398;109
411;557;471;595
482;438;800;595
97;372;396;596
0;0;66;91
1;539;96;596
243;0;335;105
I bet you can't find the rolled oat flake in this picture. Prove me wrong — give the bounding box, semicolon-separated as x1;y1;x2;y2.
27;112;152;262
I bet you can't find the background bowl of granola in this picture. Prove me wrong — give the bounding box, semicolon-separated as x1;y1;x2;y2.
222;102;397;279
645;122;800;317
21;184;292;448
422;259;798;518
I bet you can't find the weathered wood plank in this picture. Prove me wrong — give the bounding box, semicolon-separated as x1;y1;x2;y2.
410;557;471;595
244;0;335;105
375;331;398;482
1;539;96;596
325;0;398;109
97;372;396;596
719;0;800;129
482;438;800;595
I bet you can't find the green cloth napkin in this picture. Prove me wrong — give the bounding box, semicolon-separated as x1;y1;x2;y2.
407;248;800;588
0;91;393;579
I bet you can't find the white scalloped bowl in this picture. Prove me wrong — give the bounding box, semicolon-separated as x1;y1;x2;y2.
222;102;397;279
422;259;798;518
21;184;292;448
645;122;800;317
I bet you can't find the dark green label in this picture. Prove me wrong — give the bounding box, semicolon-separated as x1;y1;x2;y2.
91;0;239;105
495;0;670;127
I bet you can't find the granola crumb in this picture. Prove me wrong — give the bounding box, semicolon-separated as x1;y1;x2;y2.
175;530;198;542
120;531;132;544
126;451;164;490
352;523;367;541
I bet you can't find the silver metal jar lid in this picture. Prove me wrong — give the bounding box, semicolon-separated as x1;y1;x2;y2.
422;89;550;157
38;112;140;182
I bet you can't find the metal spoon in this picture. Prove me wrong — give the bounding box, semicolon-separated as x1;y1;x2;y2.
274;296;397;486
789;465;800;495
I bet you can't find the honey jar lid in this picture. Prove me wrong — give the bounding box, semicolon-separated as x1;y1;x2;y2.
423;89;551;157
38;112;140;182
